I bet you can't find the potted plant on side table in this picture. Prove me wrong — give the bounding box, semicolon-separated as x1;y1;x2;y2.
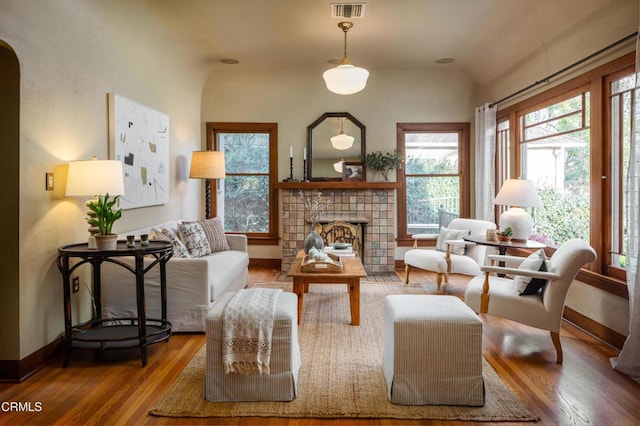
87;193;122;250
496;226;513;243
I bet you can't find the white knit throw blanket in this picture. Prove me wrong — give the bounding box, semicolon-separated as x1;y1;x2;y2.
222;288;282;375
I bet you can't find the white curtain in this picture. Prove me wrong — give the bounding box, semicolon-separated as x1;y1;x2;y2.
611;31;640;380
474;103;496;221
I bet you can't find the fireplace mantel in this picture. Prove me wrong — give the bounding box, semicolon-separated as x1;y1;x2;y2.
276;181;400;190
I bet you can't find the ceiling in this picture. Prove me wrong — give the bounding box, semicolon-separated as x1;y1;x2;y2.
146;0;637;89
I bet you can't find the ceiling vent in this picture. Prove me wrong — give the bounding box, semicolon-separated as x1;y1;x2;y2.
331;3;366;18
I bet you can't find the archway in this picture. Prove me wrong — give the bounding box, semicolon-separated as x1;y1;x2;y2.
0;40;21;378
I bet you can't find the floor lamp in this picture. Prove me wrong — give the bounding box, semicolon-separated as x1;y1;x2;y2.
189;151;226;219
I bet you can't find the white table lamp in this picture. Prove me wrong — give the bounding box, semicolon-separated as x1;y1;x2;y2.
494;179;542;241
66;158;125;248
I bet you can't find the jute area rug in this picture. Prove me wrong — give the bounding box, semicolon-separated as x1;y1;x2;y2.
150;281;537;421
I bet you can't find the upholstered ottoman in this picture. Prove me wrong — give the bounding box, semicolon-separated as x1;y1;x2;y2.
383;295;484;406
204;291;300;402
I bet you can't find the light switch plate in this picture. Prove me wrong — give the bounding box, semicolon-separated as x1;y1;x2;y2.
46;173;54;191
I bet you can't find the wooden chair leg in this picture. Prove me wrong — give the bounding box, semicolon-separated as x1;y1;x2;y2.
551;332;563;364
436;273;443;292
480;272;490;313
404;264;410;284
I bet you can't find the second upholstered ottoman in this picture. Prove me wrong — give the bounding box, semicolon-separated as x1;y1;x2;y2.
383;295;484;406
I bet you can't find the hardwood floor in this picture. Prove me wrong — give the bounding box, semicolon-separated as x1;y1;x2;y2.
0;266;637;425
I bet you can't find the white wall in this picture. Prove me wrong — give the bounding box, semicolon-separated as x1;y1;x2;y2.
0;0;211;359
201;65;476;259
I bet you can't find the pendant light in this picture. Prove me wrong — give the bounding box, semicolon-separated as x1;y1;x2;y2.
330;117;355;150
323;21;369;95
333;158;345;173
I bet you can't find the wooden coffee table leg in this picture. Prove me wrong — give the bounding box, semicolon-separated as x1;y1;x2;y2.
348;278;360;326
293;278;305;324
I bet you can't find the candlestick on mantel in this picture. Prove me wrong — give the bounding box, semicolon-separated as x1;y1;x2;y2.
303;148;307;160
283;156;299;182
303;158;308;181
289;145;293;158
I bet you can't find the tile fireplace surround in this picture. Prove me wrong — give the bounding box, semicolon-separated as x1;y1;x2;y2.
280;188;395;273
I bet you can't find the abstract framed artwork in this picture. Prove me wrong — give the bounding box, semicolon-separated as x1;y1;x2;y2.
108;93;170;209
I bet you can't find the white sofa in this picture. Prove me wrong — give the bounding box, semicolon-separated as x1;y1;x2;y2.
100;221;249;332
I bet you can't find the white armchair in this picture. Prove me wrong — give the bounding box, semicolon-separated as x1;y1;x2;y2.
465;238;596;363
404;218;496;292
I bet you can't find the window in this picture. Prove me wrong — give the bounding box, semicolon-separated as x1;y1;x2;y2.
607;68;635;279
497;53;634;293
397;123;470;245
519;90;591;246
206;122;278;245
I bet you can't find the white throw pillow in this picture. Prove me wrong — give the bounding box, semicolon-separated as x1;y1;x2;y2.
150;227;191;258
184;217;230;253
513;249;549;295
435;227;470;255
178;222;212;258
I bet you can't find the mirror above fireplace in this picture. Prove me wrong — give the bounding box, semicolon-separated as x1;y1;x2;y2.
307;112;365;181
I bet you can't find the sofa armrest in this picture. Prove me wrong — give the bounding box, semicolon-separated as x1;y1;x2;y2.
225;234;248;252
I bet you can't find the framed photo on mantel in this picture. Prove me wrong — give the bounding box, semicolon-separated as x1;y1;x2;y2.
342;161;365;182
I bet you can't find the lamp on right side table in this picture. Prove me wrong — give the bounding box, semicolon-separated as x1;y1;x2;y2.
493;178;542;241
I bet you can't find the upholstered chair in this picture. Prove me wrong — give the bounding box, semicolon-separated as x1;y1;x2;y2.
404;218;497;292
464;238;596;364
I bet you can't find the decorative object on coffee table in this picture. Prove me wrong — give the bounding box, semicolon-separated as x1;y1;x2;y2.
303;229;325;253
301;251;343;273
298;190;329;252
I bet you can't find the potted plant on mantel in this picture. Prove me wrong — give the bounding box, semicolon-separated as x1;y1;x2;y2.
365;150;404;181
496;226;513;243
87;193;122;250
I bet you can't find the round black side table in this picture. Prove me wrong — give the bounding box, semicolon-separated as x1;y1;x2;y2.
56;240;173;367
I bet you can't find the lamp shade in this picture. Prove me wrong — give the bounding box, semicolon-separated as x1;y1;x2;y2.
323;64;369;95
330;132;355;150
66;159;125;196
189;151;226;179
333;160;344;173
494;179;542;208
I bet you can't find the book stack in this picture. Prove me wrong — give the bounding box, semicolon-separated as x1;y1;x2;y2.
323;244;356;257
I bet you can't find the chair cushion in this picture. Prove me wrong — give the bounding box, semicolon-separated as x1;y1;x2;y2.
404;249;448;273
513;249;549;295
435;227;469;255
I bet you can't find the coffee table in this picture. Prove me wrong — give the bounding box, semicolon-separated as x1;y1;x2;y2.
286;250;367;325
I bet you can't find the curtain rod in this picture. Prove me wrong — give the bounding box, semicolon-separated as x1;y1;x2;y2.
490;31;638;108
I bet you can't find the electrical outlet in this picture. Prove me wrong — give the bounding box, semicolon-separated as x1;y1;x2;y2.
72;277;80;293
